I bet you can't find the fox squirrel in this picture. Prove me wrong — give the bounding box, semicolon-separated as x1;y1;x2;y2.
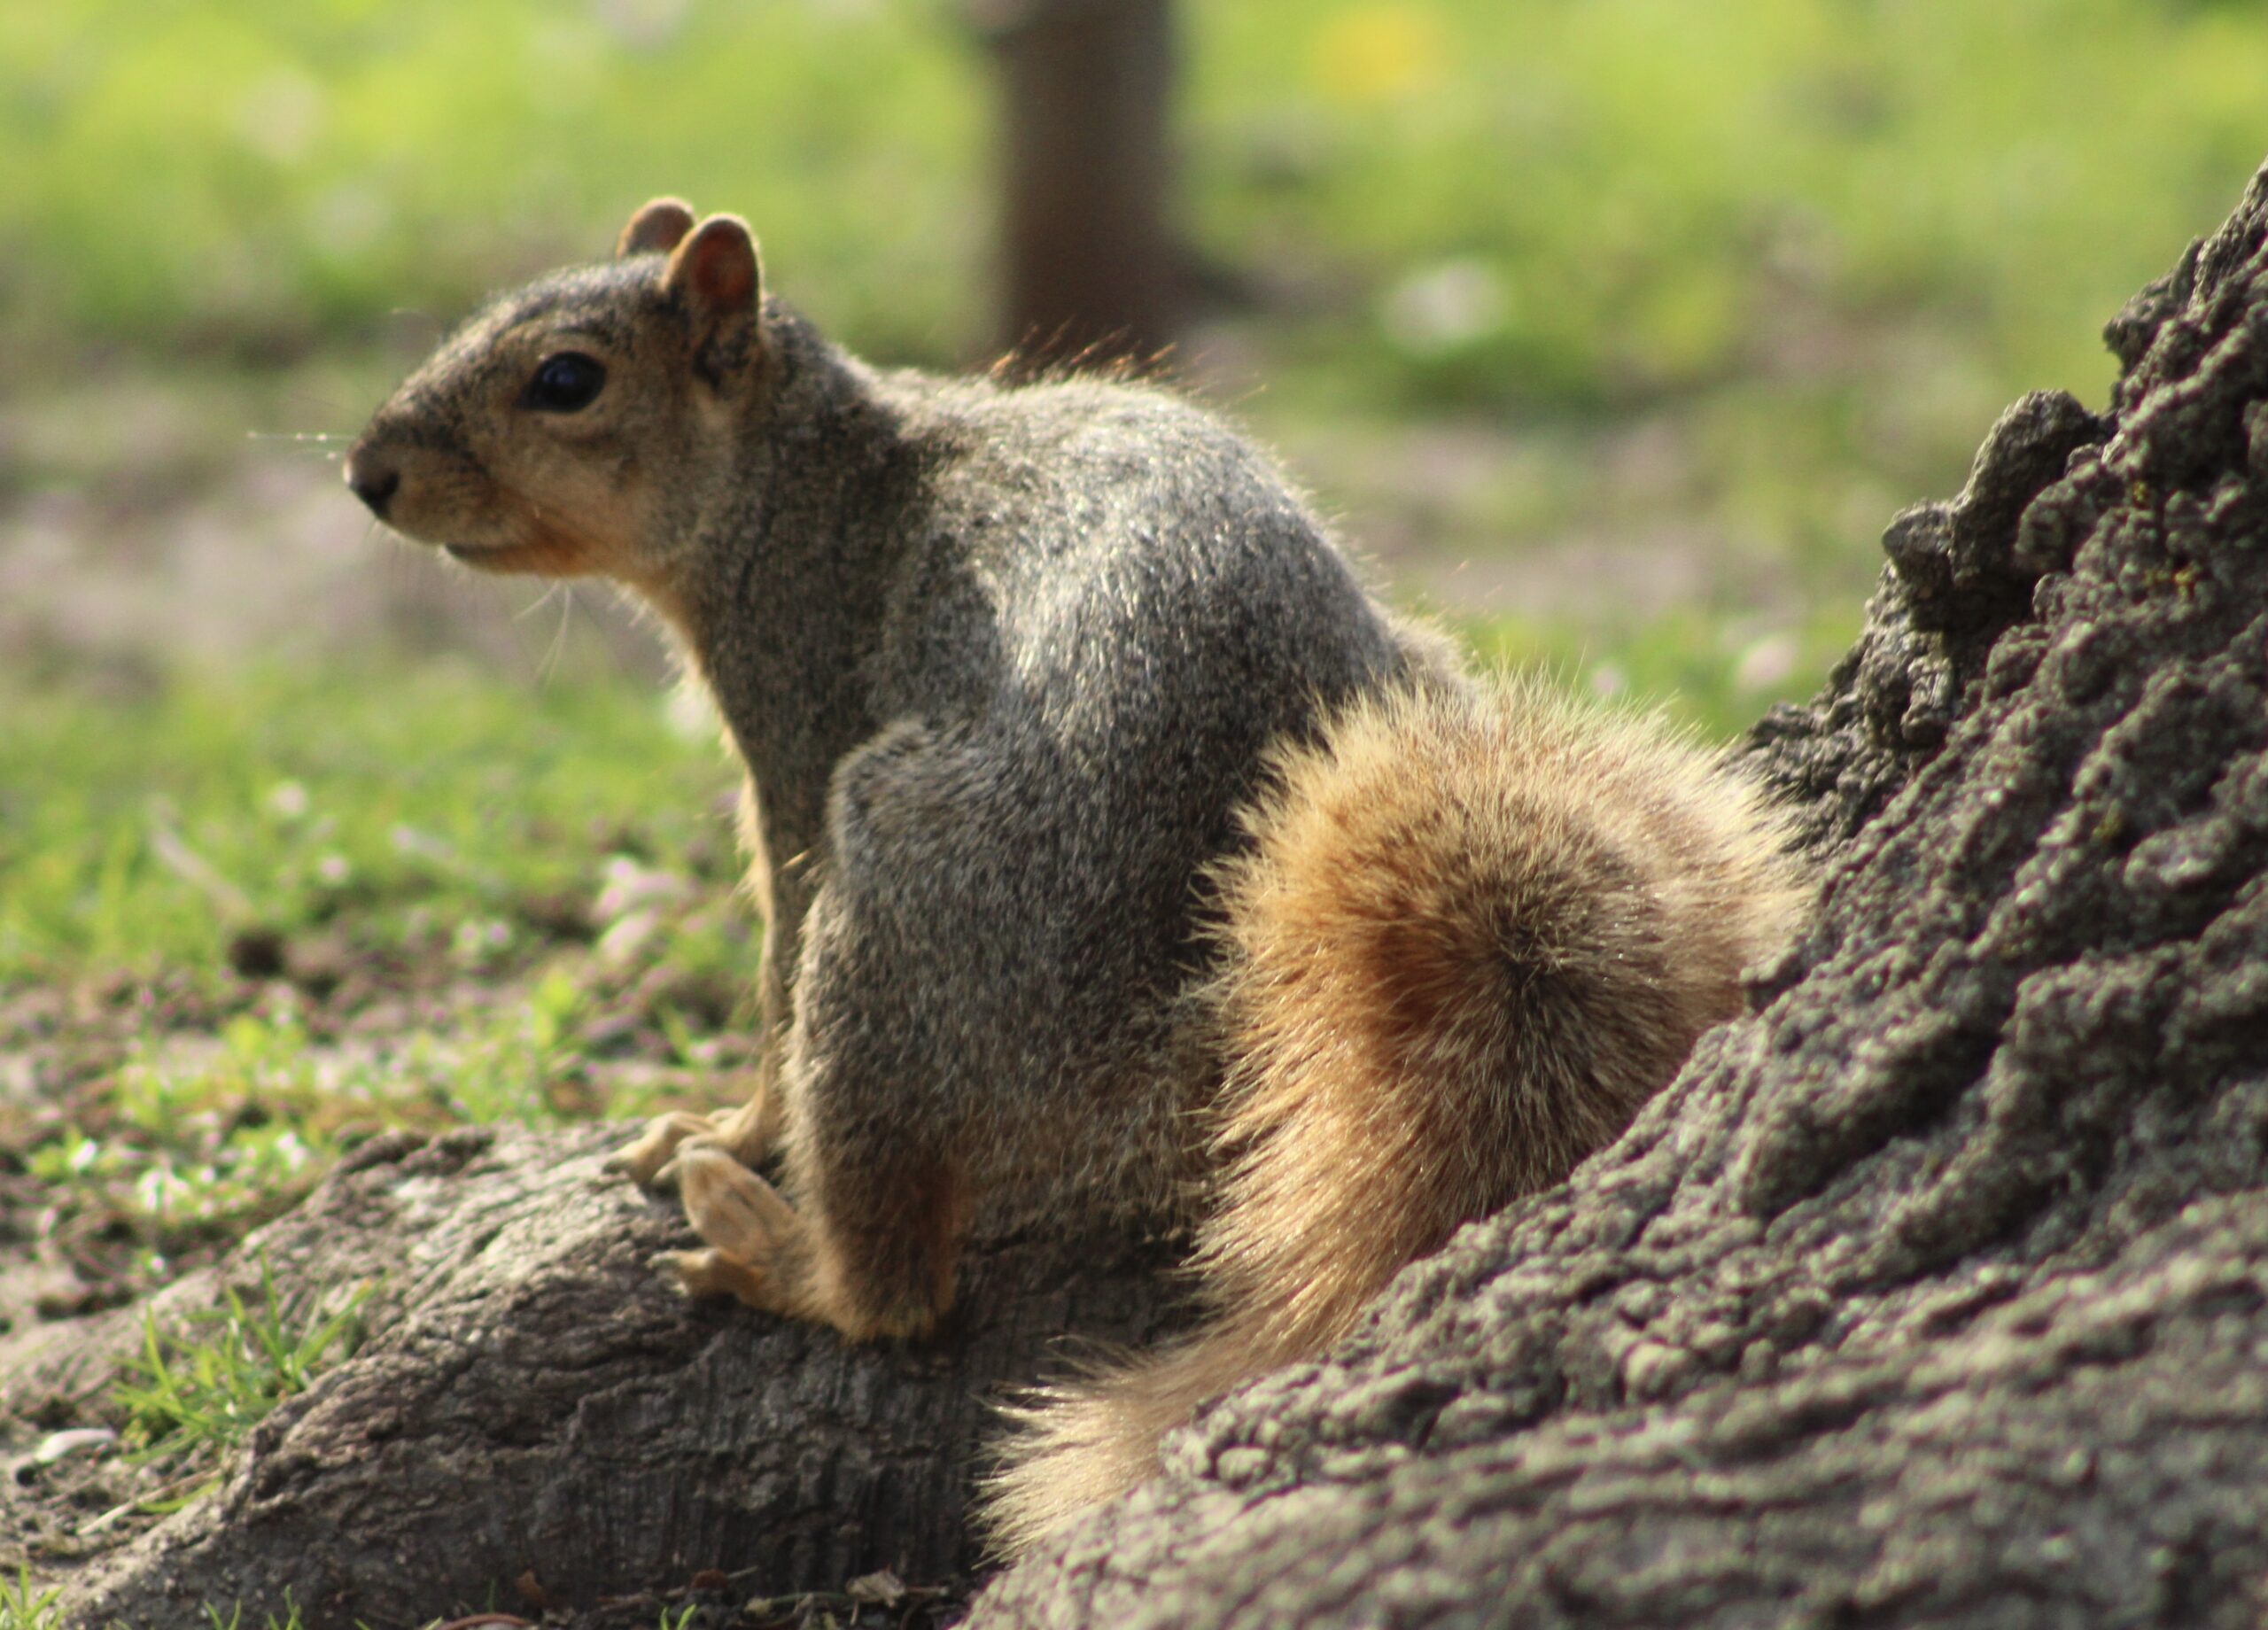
346;199;1810;1556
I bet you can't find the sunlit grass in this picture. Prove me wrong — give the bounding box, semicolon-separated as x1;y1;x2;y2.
5;0;2260;419
0;665;752;1274
0;664;736;982
1457;601;1860;741
1189;0;2264;413
0;1570;61;1630
22;968;688;1264
0;613;1832;997
1;0;983;366
4;0;2245;685
115;1257;373;1471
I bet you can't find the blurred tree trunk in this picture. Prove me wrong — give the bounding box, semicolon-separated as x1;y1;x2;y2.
971;0;1180;369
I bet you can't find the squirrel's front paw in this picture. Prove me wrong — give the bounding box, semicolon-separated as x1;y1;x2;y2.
610;1094;777;1188
609;1111;715;1187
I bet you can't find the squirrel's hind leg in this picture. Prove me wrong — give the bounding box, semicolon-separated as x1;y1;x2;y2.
660;1139;967;1342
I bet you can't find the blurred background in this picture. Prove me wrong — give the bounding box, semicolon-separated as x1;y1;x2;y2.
4;0;2268;1300
11;0;2267;698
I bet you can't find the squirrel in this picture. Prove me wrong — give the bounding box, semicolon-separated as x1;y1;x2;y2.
345;199;1812;1556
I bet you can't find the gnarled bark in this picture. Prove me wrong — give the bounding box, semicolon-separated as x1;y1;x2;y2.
43;1127;1180;1627
969;164;2268;1627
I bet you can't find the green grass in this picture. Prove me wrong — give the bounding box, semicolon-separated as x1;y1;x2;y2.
0;630;1818;994
0;1570;61;1630
0;1567;313;1630
2;664;753;1278
1189;0;2268;412
115;1257;372;1473
1;0;983;367
0;664;734;983
7;0;2240;695
23;974;657;1261
201;1607;306;1630
6;0;2263;415
1454;602;1860;740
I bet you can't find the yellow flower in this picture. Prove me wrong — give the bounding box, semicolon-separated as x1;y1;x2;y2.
1309;4;1447;106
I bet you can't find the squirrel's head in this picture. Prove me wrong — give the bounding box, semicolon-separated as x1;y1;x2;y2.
345;199;766;606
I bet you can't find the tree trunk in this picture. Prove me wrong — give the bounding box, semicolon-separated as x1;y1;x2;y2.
40;1127;1183;1627
973;0;1180;369
967;166;2268;1626
37;154;2268;1630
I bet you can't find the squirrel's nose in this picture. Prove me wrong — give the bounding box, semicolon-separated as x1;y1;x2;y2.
344;453;400;519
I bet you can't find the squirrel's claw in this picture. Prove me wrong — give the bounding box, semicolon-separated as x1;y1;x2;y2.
612;1095;779;1188
654;1246;775;1309
609;1111;715;1187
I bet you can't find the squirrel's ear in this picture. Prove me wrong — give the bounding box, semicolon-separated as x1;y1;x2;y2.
617;198;696;258
664;214;763;317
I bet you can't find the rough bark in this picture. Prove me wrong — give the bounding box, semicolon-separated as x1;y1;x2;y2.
967;165;2268;1626
37;155;2268;1630
40;1126;1182;1627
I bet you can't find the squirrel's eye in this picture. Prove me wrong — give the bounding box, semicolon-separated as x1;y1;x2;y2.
522;352;607;412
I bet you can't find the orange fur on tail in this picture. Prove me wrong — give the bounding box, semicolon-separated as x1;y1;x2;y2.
980;682;1809;1556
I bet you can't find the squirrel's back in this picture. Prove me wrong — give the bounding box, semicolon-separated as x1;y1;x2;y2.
981;679;1808;1554
817;369;1469;1227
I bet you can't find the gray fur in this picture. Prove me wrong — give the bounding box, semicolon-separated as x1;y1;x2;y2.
691;307;1434;1224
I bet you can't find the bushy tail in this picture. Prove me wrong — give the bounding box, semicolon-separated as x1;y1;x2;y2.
980;680;1810;1557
